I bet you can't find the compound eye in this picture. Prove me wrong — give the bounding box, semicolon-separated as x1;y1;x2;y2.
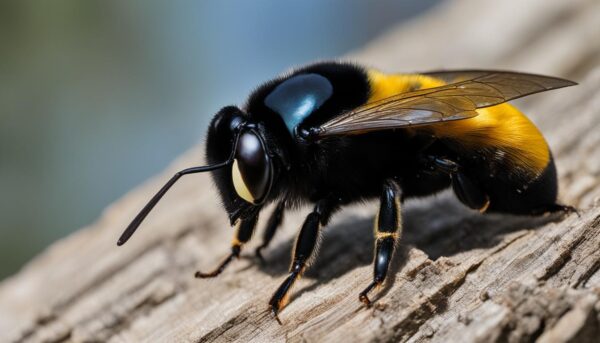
231;130;273;204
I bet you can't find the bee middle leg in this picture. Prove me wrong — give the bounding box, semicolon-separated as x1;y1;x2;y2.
268;198;337;323
195;213;259;278
359;179;402;307
255;200;286;262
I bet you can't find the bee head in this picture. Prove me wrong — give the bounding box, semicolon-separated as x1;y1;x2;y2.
206;106;277;223
230;127;273;205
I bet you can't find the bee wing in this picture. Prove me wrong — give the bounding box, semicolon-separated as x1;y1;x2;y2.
314;71;576;138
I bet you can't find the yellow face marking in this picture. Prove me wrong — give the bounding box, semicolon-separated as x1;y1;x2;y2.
366;69;551;174
232;159;255;203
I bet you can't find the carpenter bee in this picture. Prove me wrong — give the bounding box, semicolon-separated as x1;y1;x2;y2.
117;61;576;323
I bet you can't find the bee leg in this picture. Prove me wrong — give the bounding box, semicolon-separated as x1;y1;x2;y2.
268;198;337;324
255;201;286;263
451;171;490;212
427;156;489;212
423;156;458;174
195;213;258;278
359;179;402;307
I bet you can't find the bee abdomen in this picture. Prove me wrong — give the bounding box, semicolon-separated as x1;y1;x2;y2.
485;154;558;214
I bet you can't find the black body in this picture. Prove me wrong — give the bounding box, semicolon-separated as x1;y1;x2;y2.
206;62;559;223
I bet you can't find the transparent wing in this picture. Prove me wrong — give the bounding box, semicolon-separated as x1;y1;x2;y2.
314;70;576;138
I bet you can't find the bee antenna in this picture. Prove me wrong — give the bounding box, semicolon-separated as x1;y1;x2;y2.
117;132;241;246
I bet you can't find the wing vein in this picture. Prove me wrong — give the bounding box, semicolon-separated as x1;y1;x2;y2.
315;70;575;138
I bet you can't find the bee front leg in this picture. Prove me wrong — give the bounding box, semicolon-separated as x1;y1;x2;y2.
195;213;259;278
268;198;337;324
359;179;402;307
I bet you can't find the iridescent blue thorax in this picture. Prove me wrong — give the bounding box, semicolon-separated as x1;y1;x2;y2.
264;73;333;136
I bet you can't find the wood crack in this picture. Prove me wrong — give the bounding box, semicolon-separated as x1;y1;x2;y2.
3;1;600;342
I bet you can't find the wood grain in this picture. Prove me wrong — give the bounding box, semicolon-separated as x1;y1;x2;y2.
2;0;600;342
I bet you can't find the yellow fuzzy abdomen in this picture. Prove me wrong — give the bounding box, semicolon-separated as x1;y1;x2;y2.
366;69;551;175
427;103;550;174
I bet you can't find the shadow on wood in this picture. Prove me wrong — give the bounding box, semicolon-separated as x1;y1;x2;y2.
2;0;600;342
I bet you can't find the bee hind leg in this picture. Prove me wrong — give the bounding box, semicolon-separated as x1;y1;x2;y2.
452;171;490;212
359;179;402;307
424;156;490;212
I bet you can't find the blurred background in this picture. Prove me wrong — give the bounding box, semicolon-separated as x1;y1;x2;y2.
0;1;440;280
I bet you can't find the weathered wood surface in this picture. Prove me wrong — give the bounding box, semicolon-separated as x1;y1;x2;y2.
2;0;600;342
